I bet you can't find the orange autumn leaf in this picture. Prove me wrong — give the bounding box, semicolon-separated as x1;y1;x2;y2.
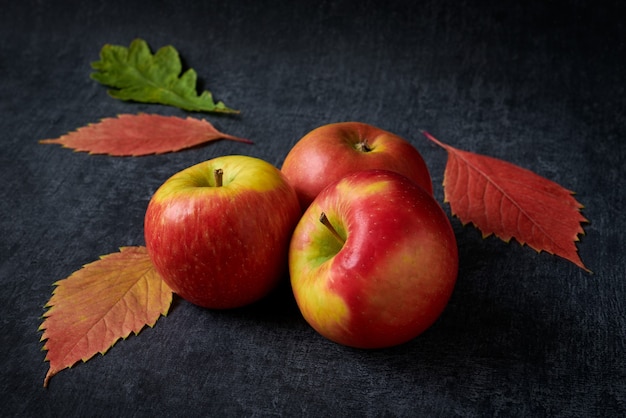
39;246;173;387
40;113;252;156
423;131;589;272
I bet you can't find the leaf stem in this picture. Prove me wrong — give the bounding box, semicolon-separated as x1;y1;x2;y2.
421;130;447;150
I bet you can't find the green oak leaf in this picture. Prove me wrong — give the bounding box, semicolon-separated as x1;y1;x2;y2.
90;39;238;114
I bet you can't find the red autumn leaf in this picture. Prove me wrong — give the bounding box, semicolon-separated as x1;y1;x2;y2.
40;113;252;156
423;131;589;272
39;246;173;387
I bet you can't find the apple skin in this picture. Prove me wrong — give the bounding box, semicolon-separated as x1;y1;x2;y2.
289;170;458;349
281;122;433;209
144;155;301;309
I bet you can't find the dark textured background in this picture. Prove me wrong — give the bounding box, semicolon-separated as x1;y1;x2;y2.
2;0;624;416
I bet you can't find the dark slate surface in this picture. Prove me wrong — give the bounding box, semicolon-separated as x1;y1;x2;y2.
2;1;624;416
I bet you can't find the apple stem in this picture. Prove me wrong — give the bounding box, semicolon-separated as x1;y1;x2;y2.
355;140;372;152
319;212;345;245
214;168;223;187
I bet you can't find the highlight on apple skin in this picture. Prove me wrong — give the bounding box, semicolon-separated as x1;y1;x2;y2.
288;169;458;349
281;122;433;210
144;155;302;309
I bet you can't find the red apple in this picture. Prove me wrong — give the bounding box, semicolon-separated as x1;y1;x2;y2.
289;170;458;348
281;122;433;209
144;155;301;309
